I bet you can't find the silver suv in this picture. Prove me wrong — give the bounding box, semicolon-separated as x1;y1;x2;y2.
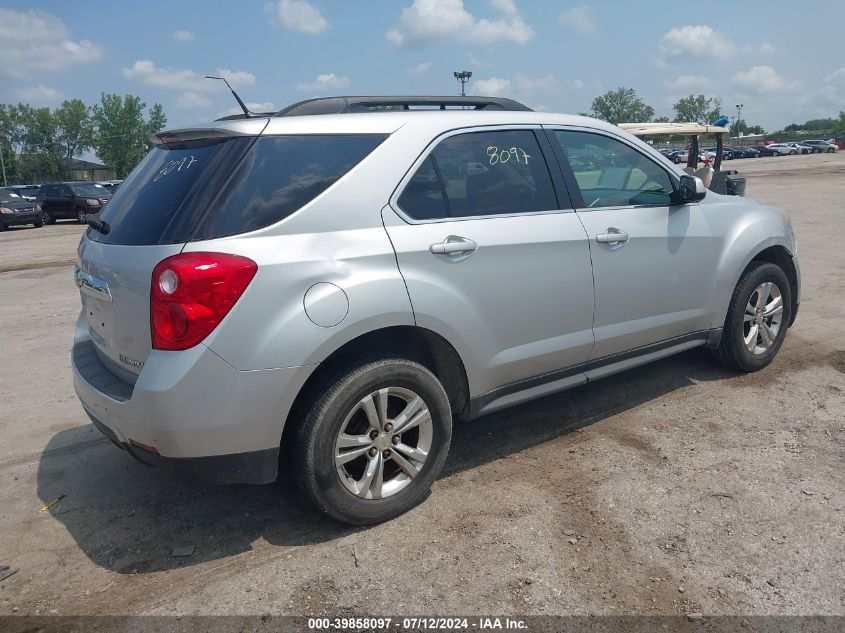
72;96;800;524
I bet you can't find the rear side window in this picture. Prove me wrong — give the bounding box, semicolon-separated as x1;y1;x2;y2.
398;130;559;220
88;134;385;245
192;134;387;240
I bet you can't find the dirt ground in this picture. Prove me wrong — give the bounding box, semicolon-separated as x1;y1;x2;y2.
0;152;843;618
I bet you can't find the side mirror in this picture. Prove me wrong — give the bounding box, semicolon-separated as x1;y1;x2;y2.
675;174;707;204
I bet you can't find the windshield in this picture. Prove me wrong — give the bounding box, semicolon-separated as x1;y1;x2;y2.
71;183;108;197
0;190;21;203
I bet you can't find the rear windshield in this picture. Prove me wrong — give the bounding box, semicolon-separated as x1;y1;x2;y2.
71;183;108;197
89;133;387;245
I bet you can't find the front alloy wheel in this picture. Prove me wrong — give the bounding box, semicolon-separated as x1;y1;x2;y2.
716;262;792;372
743;282;784;355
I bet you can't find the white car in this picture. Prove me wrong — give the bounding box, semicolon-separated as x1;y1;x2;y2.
764;143;796;156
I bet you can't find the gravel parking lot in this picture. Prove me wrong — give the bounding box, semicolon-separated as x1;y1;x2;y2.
0;152;843;617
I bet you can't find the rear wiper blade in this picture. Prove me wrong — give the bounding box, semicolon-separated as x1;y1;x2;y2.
85;214;110;235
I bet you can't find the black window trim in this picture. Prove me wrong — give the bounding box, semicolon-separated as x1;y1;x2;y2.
390;124;576;225
541;125;686;212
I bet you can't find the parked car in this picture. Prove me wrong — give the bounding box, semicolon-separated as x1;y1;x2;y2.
762;143;794;156
802;139;837;153
755;145;780;157
670;149;689;163
786;143;813;155
3;184;40;201
72;95;800;524
37;181;111;224
734;146;760;159
0;188;43;230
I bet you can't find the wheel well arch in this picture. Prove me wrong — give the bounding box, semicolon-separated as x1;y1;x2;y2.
746;245;798;326
281;325;471;450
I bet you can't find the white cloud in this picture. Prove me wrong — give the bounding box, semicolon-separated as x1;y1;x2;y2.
217;68;257;86
171;29;195;42
386;0;534;48
572;79;584;90
296;73;350;93
474;77;511;96
660;25;734;60
16;84;64;105
177;92;212;109
666;75;711;91
223;101;277;116
759;42;775;54
473;73;560;110
559;6;596;33
408;61;432;75
0;9;103;77
272;0;328;34
732;65;797;93
123;60;255;92
824;68;845;82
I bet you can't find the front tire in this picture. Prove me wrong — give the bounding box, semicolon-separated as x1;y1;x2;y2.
715;262;792;372
78;210;87;224
292;357;452;525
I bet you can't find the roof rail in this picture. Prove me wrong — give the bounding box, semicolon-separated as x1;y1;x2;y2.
273;95;533;117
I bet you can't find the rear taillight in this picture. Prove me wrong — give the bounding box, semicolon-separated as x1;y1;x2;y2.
151;252;257;351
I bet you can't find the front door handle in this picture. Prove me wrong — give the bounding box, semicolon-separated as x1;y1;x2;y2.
595;228;629;245
429;235;478;256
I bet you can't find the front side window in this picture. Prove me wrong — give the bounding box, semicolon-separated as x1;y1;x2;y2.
398;129;558;220
552;130;675;208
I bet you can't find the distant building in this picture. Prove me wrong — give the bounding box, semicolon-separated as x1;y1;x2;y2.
62;158;116;182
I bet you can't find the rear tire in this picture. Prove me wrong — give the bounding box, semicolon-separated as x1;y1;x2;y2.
77;210;87;224
291;357;452;525
715;262;792;372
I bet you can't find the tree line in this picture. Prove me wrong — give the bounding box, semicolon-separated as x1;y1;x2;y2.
0;94;166;184
588;87;845;138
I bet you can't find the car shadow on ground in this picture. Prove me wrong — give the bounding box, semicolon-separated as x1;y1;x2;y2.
36;347;737;574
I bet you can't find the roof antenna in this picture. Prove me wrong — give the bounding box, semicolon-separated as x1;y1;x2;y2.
205;75;252;117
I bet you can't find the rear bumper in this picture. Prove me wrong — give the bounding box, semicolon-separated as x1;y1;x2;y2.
86;411;279;484
72;312;313;484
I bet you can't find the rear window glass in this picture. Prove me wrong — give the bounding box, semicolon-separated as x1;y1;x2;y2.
191;134;387;240
88;137;253;245
71;183;108;197
89;134;386;245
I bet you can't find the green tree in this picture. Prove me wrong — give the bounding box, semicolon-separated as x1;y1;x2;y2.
54;99;93;176
590;87;654;125
92;94;166;178
672;94;722;123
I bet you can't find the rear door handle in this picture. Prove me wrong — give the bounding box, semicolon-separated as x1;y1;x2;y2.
595;228;629;245
429;235;477;256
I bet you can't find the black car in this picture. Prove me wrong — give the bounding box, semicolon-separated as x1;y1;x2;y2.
0;188;43;230
756;145;780;157
734;146;760;158
36;181;111;224
4;184;40;201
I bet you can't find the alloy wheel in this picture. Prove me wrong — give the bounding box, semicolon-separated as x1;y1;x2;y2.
334;386;433;500
743;282;784;354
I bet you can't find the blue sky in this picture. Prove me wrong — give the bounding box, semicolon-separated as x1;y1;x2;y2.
2;0;844;133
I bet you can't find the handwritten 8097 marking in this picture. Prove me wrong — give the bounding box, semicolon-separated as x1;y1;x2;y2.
486;145;531;165
153;155;198;182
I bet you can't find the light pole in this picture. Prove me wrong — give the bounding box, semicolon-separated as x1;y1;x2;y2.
454;71;472;97
0;143;6;187
735;103;744;138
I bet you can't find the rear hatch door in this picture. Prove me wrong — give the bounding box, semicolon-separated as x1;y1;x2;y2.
77;125;263;380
